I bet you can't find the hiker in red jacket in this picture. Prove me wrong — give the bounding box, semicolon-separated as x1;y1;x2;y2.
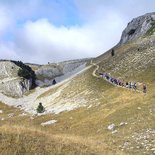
143;83;147;93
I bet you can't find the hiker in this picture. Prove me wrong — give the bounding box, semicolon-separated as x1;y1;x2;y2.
133;82;137;90
99;72;103;76
105;74;109;80
126;82;128;88
143;83;147;93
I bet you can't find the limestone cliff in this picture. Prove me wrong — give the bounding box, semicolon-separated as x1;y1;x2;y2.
35;59;90;87
0;61;33;97
119;12;155;45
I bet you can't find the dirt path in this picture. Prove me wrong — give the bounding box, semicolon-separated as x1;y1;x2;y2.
0;77;18;83
92;63;100;78
91;63;143;93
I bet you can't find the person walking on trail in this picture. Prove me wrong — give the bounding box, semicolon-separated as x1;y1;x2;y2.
126;82;128;88
133;82;137;90
129;82;132;89
143;83;147;94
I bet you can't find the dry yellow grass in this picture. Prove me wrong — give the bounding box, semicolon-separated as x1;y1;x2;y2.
1;35;155;155
0;102;126;155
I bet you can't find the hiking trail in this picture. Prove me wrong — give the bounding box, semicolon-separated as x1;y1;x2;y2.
91;63;144;93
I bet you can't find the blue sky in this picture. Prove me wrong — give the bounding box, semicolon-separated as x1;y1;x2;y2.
0;0;155;63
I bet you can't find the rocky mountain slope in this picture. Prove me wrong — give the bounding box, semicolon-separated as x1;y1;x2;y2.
0;59;90;97
119;12;155;45
31;59;90;87
1;12;155;155
0;60;33;97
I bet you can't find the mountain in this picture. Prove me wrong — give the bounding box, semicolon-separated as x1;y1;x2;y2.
34;59;90;87
1;13;155;155
0;60;35;97
0;59;91;97
119;12;155;45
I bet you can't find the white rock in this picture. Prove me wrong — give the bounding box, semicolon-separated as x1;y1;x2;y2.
19;113;27;116
112;130;118;134
30;117;34;120
108;124;115;130
1;118;4;121
0;61;32;97
0;110;3;113
8;113;14;117
120;122;128;126
41;120;57;126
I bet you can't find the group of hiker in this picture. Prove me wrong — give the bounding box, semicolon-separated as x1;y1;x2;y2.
99;72;147;93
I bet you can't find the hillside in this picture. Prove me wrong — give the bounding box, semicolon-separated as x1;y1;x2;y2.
0;13;155;155
28;59;90;87
0;60;35;97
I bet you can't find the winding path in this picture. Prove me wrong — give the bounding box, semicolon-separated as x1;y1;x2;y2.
91;63;143;93
92;63;100;78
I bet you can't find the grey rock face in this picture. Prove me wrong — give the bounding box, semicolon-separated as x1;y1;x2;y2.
35;59;89;87
119;12;155;45
35;64;63;79
0;61;32;97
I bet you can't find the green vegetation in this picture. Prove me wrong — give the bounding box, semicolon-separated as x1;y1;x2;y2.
37;103;45;113
145;22;155;36
12;60;36;87
18;68;31;79
111;49;115;56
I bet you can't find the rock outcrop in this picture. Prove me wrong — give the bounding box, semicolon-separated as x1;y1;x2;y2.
0;61;33;97
35;59;90;87
119;12;155;45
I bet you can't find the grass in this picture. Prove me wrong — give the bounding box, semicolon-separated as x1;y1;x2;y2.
1;67;154;154
0;104;122;155
1;35;155;154
2;61;155;154
0;125;99;155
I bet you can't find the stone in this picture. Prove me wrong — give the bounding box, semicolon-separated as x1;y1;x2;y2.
119;12;155;45
120;122;128;126
0;61;33;97
112;130;118;134
108;124;116;130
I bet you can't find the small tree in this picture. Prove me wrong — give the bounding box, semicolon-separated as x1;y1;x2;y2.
111;49;115;56
18;68;31;79
37;103;45;113
52;79;56;85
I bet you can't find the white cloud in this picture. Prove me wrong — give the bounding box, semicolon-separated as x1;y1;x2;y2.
12;14;124;64
0;7;13;37
0;0;155;64
0;41;19;60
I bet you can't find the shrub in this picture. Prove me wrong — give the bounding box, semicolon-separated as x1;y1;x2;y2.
111;49;115;56
37;103;45;113
52;79;57;85
18;68;31;79
12;60;36;88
